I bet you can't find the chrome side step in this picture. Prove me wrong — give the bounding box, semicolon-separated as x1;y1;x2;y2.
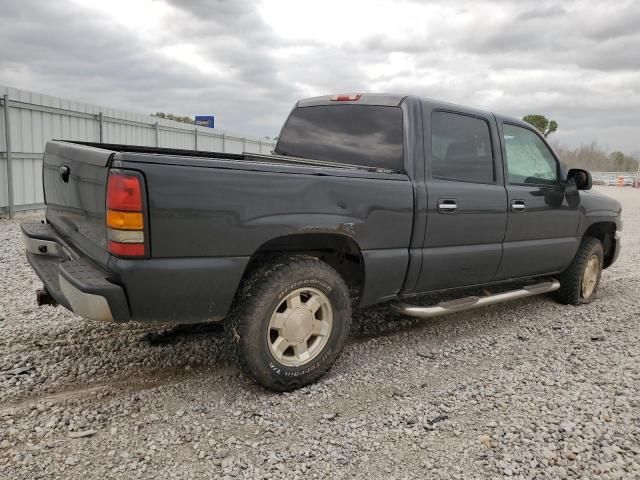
391;279;560;319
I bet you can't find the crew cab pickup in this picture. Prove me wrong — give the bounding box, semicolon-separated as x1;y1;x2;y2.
22;93;622;391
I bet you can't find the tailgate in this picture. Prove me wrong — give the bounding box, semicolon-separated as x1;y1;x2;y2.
43;141;114;268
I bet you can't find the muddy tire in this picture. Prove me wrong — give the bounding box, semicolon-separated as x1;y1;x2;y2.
224;255;351;391
554;236;604;305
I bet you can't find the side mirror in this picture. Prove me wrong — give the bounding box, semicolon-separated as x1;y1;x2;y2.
566;168;592;190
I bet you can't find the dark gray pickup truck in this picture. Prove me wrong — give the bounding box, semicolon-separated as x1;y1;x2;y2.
22;93;622;390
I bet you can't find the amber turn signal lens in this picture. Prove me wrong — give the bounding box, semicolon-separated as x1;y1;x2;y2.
106;210;143;230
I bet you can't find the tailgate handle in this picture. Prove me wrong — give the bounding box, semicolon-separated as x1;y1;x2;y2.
59;165;70;183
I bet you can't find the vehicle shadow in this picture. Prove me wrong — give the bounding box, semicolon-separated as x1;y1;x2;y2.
140;322;223;346
137;302;423;348
138;282;538;348
138;292;529;349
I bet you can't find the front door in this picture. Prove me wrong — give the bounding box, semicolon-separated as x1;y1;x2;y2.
496;121;580;279
414;109;508;292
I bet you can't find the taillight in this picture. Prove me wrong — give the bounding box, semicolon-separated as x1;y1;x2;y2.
106;174;142;211
330;94;361;101
106;171;146;258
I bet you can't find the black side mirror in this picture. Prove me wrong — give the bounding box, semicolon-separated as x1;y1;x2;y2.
566;168;592;190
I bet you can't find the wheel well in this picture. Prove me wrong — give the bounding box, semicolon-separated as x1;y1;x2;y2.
243;234;365;300
584;222;616;268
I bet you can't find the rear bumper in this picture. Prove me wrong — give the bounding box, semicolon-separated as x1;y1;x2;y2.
22;222;250;324
21;222;130;322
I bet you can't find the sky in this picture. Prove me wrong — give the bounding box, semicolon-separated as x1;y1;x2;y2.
0;0;638;152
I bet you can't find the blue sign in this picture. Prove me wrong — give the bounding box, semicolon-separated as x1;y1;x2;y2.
195;115;215;128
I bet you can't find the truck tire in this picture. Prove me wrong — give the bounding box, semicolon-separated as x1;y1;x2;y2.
225;255;351;391
554;236;604;305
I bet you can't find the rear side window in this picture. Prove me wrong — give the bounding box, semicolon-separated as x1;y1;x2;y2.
431;111;494;183
275;105;404;171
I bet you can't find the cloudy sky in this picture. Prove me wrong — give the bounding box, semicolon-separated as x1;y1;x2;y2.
1;0;638;152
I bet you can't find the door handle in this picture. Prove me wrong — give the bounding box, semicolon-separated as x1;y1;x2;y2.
511;199;526;212
438;199;458;214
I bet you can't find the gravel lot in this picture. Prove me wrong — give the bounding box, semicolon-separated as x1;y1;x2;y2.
1;186;638;479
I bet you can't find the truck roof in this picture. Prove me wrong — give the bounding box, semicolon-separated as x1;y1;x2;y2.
295;93;528;128
296;93;408;107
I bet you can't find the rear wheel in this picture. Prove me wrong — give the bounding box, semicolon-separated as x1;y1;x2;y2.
225;255;351;391
555;237;604;305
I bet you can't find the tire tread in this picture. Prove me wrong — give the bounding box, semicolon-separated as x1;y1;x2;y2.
224;255;351;391
554;236;603;305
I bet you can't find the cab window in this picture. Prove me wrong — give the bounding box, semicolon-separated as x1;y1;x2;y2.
276;105;404;171
503;124;559;185
431;111;495;183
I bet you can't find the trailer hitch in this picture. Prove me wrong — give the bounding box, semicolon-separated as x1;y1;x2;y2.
36;288;58;307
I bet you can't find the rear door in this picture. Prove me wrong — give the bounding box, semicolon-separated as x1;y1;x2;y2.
43;141;113;267
413;106;508;292
495;121;580;279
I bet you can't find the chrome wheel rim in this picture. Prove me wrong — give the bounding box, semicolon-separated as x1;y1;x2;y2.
581;254;600;299
267;287;333;367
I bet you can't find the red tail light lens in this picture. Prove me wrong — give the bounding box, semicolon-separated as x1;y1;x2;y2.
106;171;146;258
107;174;142;211
108;241;145;257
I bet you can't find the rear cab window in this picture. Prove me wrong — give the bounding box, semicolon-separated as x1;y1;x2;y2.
430;111;495;183
275;105;404;171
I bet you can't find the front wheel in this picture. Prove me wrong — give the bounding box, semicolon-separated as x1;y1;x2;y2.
225;256;351;391
555;237;604;305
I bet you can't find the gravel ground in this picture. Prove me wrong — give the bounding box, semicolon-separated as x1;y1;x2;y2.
1;186;638;479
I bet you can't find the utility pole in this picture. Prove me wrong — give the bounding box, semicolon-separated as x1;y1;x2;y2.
2;94;14;218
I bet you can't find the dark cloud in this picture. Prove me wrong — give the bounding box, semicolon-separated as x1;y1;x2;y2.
0;2;211;102
516;5;566;20
582;6;640;40
0;0;638;152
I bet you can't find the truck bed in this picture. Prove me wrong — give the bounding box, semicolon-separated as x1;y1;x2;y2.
69;141;401;174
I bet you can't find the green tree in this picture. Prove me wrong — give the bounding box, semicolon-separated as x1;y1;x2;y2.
609;151;625;172
522;114;558;137
151;112;194;125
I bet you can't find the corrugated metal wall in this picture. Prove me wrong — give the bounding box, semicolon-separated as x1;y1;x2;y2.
0;85;276;217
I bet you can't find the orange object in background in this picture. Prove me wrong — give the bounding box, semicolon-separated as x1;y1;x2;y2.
616;176;624;186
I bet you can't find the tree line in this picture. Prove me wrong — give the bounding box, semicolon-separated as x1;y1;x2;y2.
150;112;194;124
524;114;638;173
551;142;639;173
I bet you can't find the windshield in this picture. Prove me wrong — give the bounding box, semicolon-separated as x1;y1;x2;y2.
275;105;404;171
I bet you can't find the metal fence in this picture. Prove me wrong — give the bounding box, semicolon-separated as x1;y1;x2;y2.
0;85;275;218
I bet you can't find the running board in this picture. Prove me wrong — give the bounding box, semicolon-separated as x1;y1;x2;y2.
391;279;560;318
